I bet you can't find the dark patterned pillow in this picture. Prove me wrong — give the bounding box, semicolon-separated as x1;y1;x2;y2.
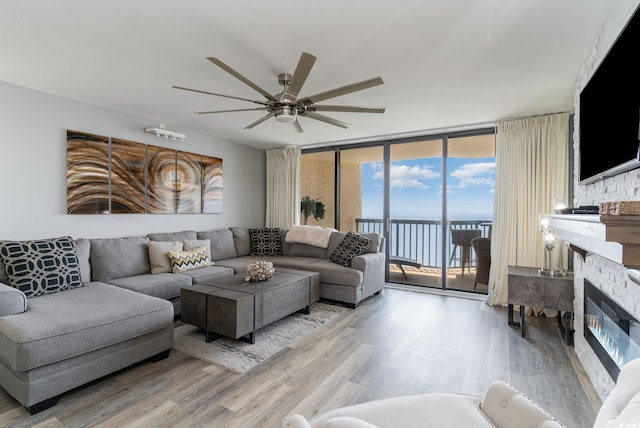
329;232;372;267
249;228;283;256
0;236;83;298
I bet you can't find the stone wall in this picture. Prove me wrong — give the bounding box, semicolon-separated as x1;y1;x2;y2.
573;0;640;400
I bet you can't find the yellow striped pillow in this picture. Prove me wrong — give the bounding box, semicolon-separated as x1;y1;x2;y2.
168;246;211;273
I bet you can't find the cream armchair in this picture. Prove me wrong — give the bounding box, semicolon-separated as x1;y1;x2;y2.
283;358;640;428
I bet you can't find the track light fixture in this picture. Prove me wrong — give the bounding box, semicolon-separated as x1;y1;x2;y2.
144;124;186;142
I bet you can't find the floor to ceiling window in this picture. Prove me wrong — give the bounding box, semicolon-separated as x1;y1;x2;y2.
301;128;496;294
299;151;335;228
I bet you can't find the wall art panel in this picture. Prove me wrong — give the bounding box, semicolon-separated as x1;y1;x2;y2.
66;131;110;214
146;144;177;214
202;155;223;214
177;151;202;214
110;138;146;214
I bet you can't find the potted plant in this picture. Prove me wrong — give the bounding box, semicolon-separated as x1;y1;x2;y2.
301;196;326;225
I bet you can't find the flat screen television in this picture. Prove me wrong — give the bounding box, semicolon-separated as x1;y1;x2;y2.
579;5;640;185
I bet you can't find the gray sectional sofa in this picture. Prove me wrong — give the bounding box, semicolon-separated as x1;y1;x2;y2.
0;226;385;414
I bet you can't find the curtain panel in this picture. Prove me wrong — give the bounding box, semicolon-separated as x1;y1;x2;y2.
265;146;301;229
488;113;570;306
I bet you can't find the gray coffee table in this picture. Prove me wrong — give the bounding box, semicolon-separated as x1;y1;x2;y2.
180;268;320;344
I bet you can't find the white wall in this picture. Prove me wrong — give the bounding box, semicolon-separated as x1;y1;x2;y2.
0;81;266;240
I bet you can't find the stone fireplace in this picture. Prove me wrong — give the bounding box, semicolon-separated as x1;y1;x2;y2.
571;249;640;399
568;0;640;401
548;214;640;398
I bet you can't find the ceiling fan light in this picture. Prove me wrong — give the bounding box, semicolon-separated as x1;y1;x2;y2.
275;105;297;123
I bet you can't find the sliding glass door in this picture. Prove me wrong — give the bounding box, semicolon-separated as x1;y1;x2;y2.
300;129;495;294
444;135;495;292
387;139;444;287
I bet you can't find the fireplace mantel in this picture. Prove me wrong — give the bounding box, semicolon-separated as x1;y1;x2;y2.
547;214;640;268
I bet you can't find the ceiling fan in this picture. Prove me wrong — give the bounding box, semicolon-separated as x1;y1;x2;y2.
173;52;385;132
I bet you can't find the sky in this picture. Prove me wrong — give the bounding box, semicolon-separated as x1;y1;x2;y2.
361;157;495;220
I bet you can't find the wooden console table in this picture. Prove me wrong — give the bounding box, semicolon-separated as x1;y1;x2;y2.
507;265;574;344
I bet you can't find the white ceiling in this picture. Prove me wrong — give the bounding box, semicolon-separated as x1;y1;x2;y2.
0;1;615;150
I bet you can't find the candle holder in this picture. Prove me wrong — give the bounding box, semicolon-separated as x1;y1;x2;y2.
539;227;568;276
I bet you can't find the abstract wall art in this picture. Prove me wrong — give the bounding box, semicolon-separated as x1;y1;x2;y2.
110;138;147;214
66;131;111;214
66;130;223;214
147;144;178;214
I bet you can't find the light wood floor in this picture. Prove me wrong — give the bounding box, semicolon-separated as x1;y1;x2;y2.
0;288;599;428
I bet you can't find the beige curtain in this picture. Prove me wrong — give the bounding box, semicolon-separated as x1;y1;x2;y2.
488;113;570;306
265;146;301;229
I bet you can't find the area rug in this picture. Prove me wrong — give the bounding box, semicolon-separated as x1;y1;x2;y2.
173;302;346;374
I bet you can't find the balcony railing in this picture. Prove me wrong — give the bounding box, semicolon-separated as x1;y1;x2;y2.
356;218;492;269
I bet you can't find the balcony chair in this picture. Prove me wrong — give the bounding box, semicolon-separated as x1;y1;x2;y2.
282;357;640;428
448;228;482;277
471;237;491;289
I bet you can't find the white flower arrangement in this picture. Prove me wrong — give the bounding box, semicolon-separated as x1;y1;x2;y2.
245;260;275;282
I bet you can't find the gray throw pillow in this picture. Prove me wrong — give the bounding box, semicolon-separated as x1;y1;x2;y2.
249;228;283;256
230;227;251;256
329;232;372;267
197;229;237;260
0;236;83;298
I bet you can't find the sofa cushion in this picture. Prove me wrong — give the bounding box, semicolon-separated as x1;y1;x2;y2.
230;227;251;257
362;233;381;253
146;230;197;242
249;228;283;256
168;246;212;273
107;273;192;300
197;229;237;260
183;239;212;259
214;257;256;274
74;238;92;283
305;259;363;287
148;240;183;274
90;236;151;282
0;282;174;372
329;232;372;267
177;265;235;284
287;243;327;259
0;236;83;298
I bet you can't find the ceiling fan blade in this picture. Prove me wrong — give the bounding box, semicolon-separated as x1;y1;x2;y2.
301;112;351;129
197;108;265;114
307;105;386;114
286;52;316;98
299;77;384;106
207;57;277;102
292;119;304;133
245;113;275;129
173;85;268;105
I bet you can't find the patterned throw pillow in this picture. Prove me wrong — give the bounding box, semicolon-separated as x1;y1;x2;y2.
329;232;372;267
168;246;211;273
148;240;183;274
0;236;83;298
249;228;283;256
